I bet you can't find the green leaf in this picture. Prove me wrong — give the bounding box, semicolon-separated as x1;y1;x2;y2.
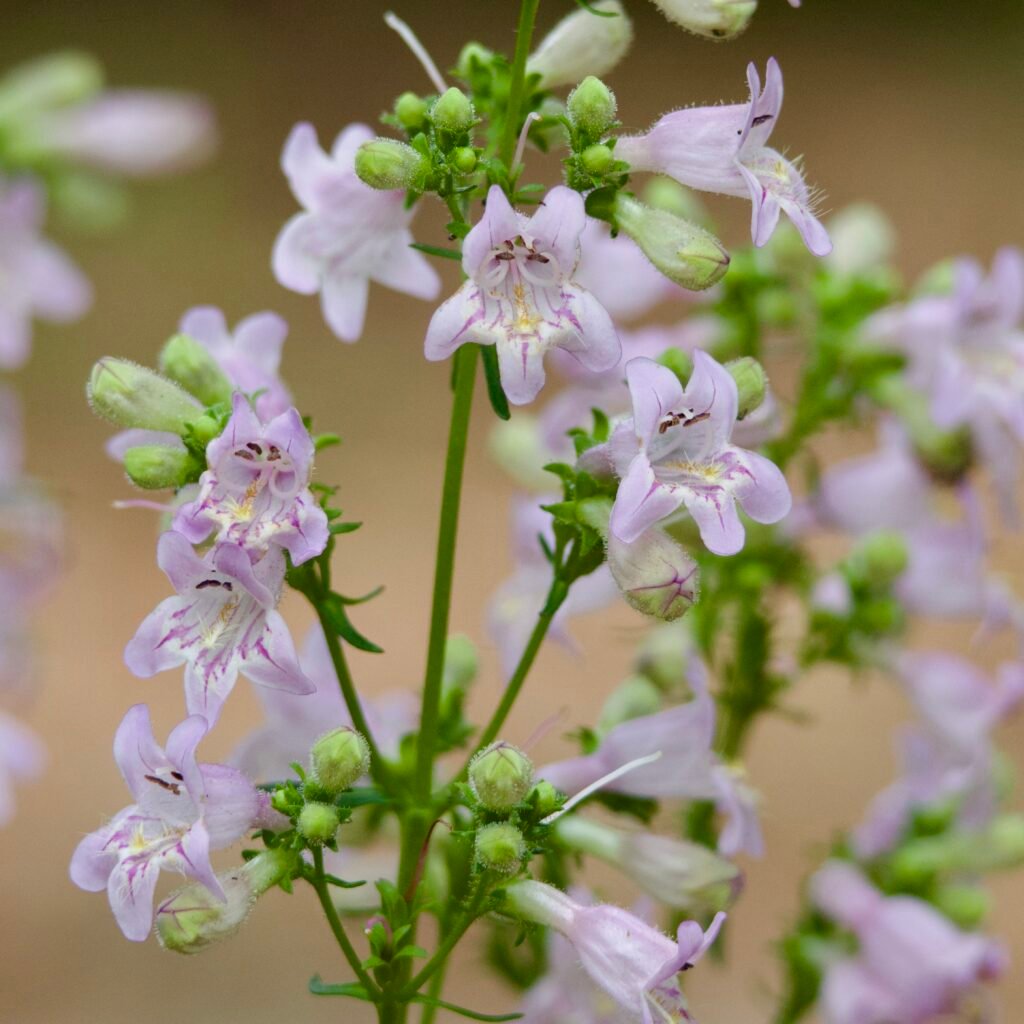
321;595;384;653
329;521;362;535
322;873;367;889
410;241;463;261
314;433;342;452
335;584;385;606
411;996;523;1022
308;976;372;1000
393;944;429;960
479;345;511;420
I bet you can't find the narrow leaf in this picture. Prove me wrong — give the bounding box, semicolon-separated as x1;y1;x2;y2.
479;345;511;420
411;996;523;1022
308;976;371;1000
410;241;463;261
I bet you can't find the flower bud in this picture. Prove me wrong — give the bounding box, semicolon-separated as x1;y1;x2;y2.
608;529;699;622
614;194;729;291
725;357;767;420
394;91;428;133
156;848;297;954
567;76;617;138
469;742;534;811
826;204;895;278
934;885;990;931
529;780;564;818
310;727;371;796
297;801;340;846
475;822;526;876
580;143;614;176
451;146;478;174
159;333;232;407
431;87;475;135
0;51;103;122
657;346;694;384
650;0;757;40
442;634;479;697
848;530;909;588
643;177;708;224
598;675;663;733
87;357;202;434
354;138;426;191
526;1;633;90
455;42;495;83
123;444;204;490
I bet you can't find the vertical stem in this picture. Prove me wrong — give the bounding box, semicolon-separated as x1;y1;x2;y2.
414;343;478;801
499;0;541;168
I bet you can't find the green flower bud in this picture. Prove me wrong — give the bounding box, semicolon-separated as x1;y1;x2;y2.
159;333;232;407
825;203;895;278
849;530;909;588
442;634;479;697
725;357;767;420
580;143;614;176
431;87;474;134
469;742;534;811
310;727;371;796
354;138;425;191
528;780;563;818
614;194;729;291
156;848;298;954
634;622;695;693
297;801;340;846
598;675;663;733
567;76;617;138
87;357;202;434
451;146;478;174
643;177;708;224
475;822;526;876
123;445;204;490
859;595;903;635
526;1;633;90
455;42;494;82
186;409;224;450
657;346;694;384
934;885;990;931
989;815;1024;867
0;51;103;122
394;91;428;133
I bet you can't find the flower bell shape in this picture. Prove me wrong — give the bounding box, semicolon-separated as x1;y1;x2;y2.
506;880;724;1024
69;705;267;941
810;861;1005;1024
125;532;314;724
272;122;440;342
425;185;621;405
596;353;791;555
173;393;328;565
0;175;91;369
615;59;831;256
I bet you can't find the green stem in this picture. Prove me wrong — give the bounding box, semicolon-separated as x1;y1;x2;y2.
414;343;478;801
310;846;380;999
418;961;450;1024
498;0;541;169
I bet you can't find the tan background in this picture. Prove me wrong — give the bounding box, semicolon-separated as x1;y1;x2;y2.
2;1;1023;1021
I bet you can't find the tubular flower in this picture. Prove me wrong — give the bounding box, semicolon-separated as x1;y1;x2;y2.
124;532;313;725
69;705;267;940
615;59;831;256
594;353;791;555
506;879;725;1024
425;185;621;405
173;393;329;565
273;122;440;342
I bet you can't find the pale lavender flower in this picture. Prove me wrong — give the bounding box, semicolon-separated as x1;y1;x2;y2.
425;185;621;405
273;122;440;342
506;879;724;1024
594;353;791;554
0;711;46;826
231;624;417;782
124;532;313;725
26;91;215;176
487;497;618;677
173;393;328;565
810;860;1005;1024
0;175;90;368
615;59;831;256
69;705;268;940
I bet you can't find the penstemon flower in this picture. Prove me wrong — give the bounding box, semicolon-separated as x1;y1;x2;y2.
173;393;329;565
272;122;440;342
591;353;791;554
124;532;313;724
424;185;621;405
615;59;831;256
0;711;46;826
69;705;270;940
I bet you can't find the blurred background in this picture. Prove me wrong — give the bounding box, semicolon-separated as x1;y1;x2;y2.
2;1;1024;1021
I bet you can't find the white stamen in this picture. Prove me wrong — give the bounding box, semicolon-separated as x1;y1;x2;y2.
384;12;447;95
512;111;541;174
541;751;663;824
113;498;175;512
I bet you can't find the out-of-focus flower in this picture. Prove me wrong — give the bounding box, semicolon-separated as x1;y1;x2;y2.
273;122;440;342
0;711;46;826
592;353;791;554
825;204;896;278
616;59;830;256
487;497;618;677
506;879;724;1024
173;393;328;565
69;705;267;940
426;185;620;405
124;533;313;725
809;860;1005;1024
648;0;757;39
0;175;90;368
526;1;633;90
